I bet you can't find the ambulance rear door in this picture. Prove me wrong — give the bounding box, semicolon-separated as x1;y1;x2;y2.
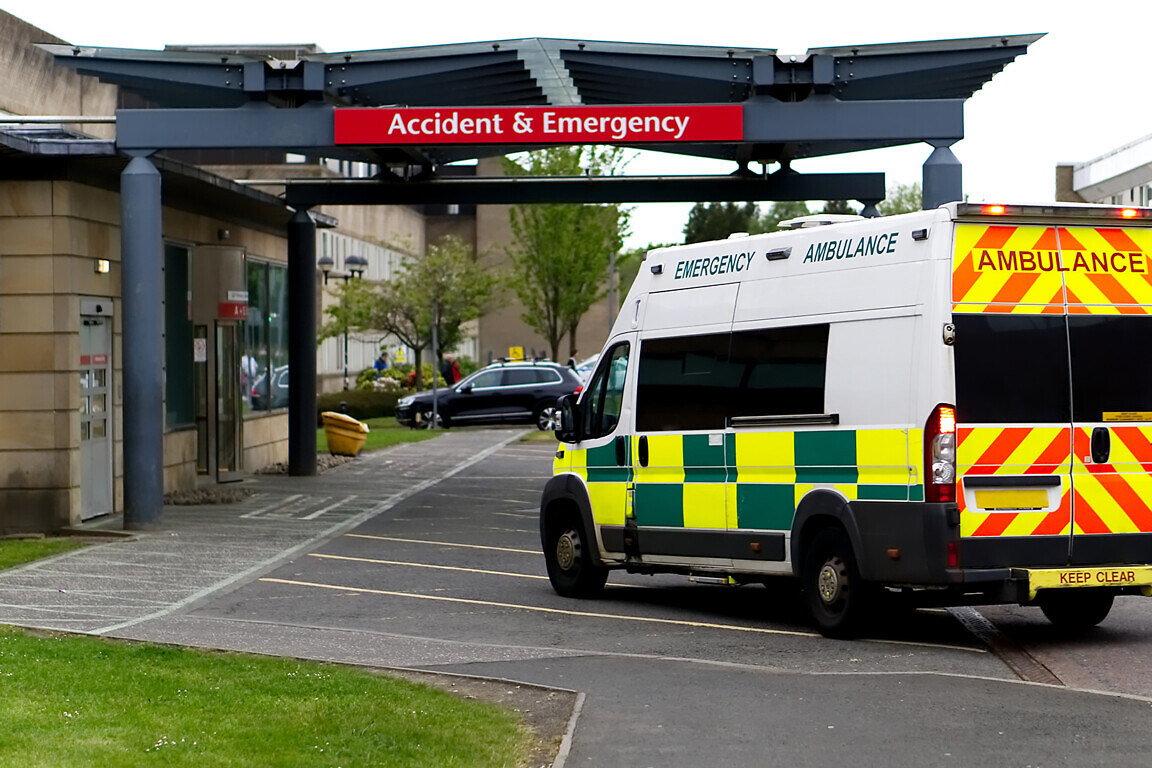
951;222;1074;569
1059;225;1152;565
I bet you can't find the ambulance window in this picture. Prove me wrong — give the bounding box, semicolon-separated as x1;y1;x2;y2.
953;315;1070;423
1068;316;1152;420
582;342;630;439
636;333;731;431
727;325;829;418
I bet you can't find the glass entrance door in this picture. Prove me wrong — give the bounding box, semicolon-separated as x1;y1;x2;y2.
195;322;242;482
79;314;113;520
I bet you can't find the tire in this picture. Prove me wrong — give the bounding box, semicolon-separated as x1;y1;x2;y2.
415;408;445;430
803;527;870;639
535;404;559;431
544;511;608;598
1037;589;1114;630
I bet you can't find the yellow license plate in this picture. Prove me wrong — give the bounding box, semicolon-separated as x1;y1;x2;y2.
973;489;1048;510
1024;566;1152;600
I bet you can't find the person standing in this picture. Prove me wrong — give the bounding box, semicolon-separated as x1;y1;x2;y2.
374;350;389;375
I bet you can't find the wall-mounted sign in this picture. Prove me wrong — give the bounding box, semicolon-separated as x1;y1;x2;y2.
335;105;744;145
217;302;248;320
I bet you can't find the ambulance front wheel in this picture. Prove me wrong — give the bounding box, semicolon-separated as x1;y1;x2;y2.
803;527;870;639
544;511;608;598
1037;589;1114;630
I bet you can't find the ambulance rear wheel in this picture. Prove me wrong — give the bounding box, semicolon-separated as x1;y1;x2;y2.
1037;589;1113;630
544;511;607;598
803;527;869;639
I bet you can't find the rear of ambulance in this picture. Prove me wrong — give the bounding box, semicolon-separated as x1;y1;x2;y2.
940;202;1152;618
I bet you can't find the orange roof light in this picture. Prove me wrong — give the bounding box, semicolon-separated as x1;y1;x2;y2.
981;204;1006;215
1120;208;1139;218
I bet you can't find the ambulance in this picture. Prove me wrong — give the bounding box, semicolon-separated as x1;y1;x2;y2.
540;201;1152;638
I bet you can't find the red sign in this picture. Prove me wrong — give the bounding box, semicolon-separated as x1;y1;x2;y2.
335;105;743;145
218;302;249;320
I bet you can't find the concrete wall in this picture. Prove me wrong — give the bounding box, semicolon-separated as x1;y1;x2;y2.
0;176;294;533
0;11;117;138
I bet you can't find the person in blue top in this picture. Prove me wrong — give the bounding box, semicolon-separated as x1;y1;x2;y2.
374;351;389;374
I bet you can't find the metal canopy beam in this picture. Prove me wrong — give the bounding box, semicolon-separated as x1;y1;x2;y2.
284;173;886;207
114;100;962;165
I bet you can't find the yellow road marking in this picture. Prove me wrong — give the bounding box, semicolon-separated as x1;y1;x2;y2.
345;533;537;555
260;577;820;637
310;552;548;580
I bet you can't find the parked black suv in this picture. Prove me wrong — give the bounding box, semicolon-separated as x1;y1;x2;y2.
396;360;582;430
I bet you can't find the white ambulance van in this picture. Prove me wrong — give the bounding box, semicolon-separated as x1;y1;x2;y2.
540;201;1152;638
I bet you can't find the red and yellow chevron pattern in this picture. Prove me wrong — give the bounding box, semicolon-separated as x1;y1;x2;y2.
957;426;1071;537
952;224;1152;314
1071;426;1152;534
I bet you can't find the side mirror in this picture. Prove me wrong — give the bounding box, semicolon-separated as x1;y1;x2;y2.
459;384;473;394
555;393;581;443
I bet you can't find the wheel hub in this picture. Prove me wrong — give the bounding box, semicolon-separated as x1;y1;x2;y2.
556;531;579;570
817;557;846;605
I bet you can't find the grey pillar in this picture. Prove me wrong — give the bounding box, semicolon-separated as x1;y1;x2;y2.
288;207;318;476
923;142;963;210
120;154;164;529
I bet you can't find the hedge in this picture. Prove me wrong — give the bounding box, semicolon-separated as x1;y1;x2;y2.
317;389;401;423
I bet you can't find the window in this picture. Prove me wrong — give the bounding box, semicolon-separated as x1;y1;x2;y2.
503;369;538;386
635;325;829;431
1068;316;1152;421
244;259;289;411
582;343;630;439
726;325;828;418
468;370;503;389
163;243;194;428
954;315;1070;423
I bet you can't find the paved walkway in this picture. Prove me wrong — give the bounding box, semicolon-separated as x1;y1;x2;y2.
0;429;528;635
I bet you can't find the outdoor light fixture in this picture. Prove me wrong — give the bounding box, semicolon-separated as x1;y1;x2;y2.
94;259;110;274
317;253;334;284
339;255;369;390
345;254;368;279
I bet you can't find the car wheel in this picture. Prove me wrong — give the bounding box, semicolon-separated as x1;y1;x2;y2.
415;408;444;429
1037;589;1113;630
535;404;559;431
544;510;608;598
803;527;871;639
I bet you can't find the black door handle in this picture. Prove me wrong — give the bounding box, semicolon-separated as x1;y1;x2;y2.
1090;426;1110;464
638;435;649;468
615;435;627;466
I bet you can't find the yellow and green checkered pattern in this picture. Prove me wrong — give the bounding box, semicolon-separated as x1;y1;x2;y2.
556;428;918;532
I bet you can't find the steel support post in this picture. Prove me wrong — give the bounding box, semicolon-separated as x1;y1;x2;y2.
287;208;318;476
923;142;963;210
120;154;165;529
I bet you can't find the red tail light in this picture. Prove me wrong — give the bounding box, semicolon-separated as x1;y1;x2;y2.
924;404;957;503
946;540;959;568
573;385;583;395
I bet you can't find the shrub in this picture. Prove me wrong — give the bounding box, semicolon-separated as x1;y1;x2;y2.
317;389;400;422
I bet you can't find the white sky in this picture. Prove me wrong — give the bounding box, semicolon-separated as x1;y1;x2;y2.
4;1;1149;248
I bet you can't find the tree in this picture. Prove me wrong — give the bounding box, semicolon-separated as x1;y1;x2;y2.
321;235;497;390
683;202;760;244
878;182;923;216
821;199;859;215
504;146;630;360
757;201;813;232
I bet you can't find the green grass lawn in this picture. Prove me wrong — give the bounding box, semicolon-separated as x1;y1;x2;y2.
317;417;439;454
0;626;533;767
0;538;85;572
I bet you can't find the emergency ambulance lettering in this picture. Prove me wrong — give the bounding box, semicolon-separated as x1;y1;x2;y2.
975;249;1147;274
803;233;899;263
673;251;754;279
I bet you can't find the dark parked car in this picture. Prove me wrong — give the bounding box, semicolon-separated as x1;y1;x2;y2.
396;360;582;430
250;365;289;410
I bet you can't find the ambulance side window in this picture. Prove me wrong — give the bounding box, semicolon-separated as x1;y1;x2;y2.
582;343;630;439
636;333;731;432
953;315;1070;423
727;324;829;418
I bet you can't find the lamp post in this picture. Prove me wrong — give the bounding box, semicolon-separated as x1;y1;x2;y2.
341;254;368;390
